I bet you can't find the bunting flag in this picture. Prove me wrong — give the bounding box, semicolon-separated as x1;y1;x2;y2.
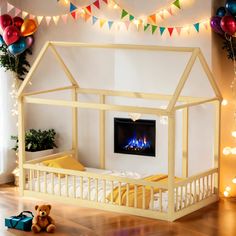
194;23;200;32
108;21;114;29
7;3;14;12
29;14;35;20
129;15;135;21
15;8;21;16
71;11;77;19
103;0;108;4
92;16;98;25
160;27;166;35
121;9;128;19
86;6;92;14
173;0;181;9
22;11;28;19
175;27;182;35
151;25;157;34
124;21;130;30
61;14;68;24
70;2;77;12
168;27;174;36
93;0;100;9
149;14;157;24
37;16;44;25
53;16;60;25
99;19;106;28
144;24;150;31
84;12;91;22
168;7;173;16
159;11;164;20
45;16;52;25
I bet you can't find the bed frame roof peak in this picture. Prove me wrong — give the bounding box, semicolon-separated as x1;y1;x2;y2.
17;41;222;110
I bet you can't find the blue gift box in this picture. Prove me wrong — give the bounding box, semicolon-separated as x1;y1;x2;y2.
5;211;34;231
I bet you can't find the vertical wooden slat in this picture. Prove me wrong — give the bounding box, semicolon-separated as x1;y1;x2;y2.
88;177;91;200
180;186;183;209
175;187;178;211
52;173;54;195
44;172;47;193
150;187;154;210
118;182;121;206
66;175;69;197
96;178;98;202
182;107;189;178
111;181;114;204
58;174;61;196
159;189;162;212
126;184;129;207
37;170;40;192
72;88;78;159
184;185;187;207
203;177;205;199
73;176;76;198
100;95;105;169
103;180;106;203
142;186;145;209
206;175;209;197
80;176;83;199
29;170;33;191
190;181;192;205
211;174;213;195
18;97;26;196
194;180;197;203
134;185;138;208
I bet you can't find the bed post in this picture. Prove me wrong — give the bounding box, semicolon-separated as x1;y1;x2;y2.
214;100;221;197
99;95;105;169
182;108;189;178
168;112;175;221
18;97;26;196
72;88;78;159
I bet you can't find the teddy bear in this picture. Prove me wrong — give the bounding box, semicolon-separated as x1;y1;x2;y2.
31;204;56;233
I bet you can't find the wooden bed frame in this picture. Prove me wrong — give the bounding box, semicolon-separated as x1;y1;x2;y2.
17;42;222;221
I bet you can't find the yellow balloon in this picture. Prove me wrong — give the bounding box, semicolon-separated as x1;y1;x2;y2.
21;19;37;36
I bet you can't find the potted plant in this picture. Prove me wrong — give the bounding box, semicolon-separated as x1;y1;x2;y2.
11;129;57;185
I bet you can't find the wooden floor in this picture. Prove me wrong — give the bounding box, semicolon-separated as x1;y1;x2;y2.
0;185;236;236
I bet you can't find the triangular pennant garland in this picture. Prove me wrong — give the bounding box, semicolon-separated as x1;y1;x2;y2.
93;0;100;9
15;8;21;16
144;24;150;31
151;25;157;34
53;16;60;25
124;21;130;30
84;12;91;22
194;23;200;32
70;2;77;12
92;16;98;25
108;21;114;29
149;14;156;24
61;14;68;24
7;3;14;13
159;11;164;20
167;7;173;16
173;0;181;9
37;16;43;25
175;27;182;35
160;27;166;35
29;14;35;20
103;0;108;4
45;16;52;25
100;19;106;28
121;9;128;19
86;6;92;14
22;11;28;19
71;11;77;19
129;15;135;21
204;22;209;30
168;27;174;36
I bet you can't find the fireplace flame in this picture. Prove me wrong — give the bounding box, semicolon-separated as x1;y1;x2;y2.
124;136;151;151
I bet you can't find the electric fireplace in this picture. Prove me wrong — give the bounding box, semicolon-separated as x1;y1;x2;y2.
114;118;156;157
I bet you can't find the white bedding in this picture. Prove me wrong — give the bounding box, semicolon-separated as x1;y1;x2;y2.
27;168;210;212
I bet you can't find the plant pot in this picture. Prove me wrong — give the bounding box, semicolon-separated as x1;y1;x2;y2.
26;149;54;161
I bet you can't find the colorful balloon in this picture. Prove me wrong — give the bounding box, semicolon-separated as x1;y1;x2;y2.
0;14;12;31
25;35;34;48
0;35;4;47
8;37;27;56
210;16;224;35
221;15;236;35
13;16;24;30
216;7;226;17
3;25;20;45
226;0;236;15
21;19;37;36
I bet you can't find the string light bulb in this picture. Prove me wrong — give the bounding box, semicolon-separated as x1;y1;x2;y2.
232;177;236;184
223;147;232;155
224;190;229;197
226;186;231;192
222;99;228;106
113;4;118;9
232;131;236;138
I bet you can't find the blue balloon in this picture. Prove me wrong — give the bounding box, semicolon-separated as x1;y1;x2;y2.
226;0;236;15
0;35;4;47
216;7;226;17
8;37;27;56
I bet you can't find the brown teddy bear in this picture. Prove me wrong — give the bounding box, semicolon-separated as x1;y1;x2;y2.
31;204;56;233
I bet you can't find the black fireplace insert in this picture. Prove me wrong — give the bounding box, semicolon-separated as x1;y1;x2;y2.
114;118;156;157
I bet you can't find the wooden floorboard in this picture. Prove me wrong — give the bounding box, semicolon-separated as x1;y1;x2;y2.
0;184;235;236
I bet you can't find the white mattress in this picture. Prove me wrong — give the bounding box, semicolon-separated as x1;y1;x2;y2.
27;167;210;212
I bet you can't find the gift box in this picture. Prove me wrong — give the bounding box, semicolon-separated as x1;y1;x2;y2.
5;211;34;231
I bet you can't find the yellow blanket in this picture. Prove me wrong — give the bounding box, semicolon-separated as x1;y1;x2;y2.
107;174;169;209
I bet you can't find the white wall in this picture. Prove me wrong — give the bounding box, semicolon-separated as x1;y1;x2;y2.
7;0;214;177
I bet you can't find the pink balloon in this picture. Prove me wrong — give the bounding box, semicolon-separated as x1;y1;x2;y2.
221;15;236;35
0;14;12;31
3;25;20;46
13;16;24;30
25;35;34;48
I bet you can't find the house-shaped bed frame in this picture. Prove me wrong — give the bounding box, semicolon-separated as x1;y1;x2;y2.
17;42;222;221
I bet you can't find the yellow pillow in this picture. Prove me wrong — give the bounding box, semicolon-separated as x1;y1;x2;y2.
42;155;85;172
